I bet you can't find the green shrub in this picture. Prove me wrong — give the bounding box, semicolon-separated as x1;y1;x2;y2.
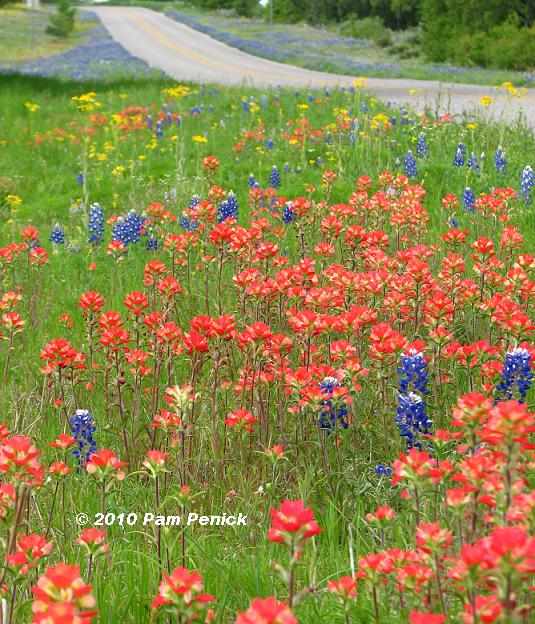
486;19;535;70
420;0;534;69
452;18;535;70
46;0;75;38
339;15;392;46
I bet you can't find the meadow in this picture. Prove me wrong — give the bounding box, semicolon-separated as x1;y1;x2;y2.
0;70;534;624
0;4;92;65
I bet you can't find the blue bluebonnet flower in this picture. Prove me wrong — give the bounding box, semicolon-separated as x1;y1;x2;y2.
218;191;238;223
283;163;291;174
453;142;466;166
448;216;459;228
242;99;249;112
247;173;256;187
520;165;534;205
146;114;152;129
180;214;199;232
404;151;418;178
261;95;267;107
360;101;368;113
318;377;349;433
112;210;146;246
181;197;200;231
467;152;480;173
462;187;476;212
265;139;274;150
269;165;280;188
155;120;163;138
166;112;172;125
398;350;430;395
88;202;104;245
396;393;433;450
495;347;533;403
146;236;158;250
416;132;429;158
176;116;182;127
282;202;295;224
375;464;393;477
70;409;97;467
396;350;432;449
401;109;409;125
494;146;507;173
50;225;65;244
76;172;84;185
308;93;314;102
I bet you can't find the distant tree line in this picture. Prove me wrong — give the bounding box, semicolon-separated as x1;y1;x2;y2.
188;0;260;18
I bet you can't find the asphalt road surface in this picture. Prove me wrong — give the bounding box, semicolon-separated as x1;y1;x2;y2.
90;6;535;126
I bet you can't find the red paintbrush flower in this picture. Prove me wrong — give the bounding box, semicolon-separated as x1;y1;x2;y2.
49;434;75;450
268;500;321;547
31;563;97;624
151;567;214;618
225;409;258;433
235;597;296;624
85;449;127;482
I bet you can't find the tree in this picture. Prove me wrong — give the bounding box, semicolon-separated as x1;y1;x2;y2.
46;0;75;38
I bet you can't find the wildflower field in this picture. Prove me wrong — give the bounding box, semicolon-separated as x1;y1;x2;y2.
0;72;534;624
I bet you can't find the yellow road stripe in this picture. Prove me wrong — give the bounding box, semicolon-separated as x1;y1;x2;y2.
117;9;331;86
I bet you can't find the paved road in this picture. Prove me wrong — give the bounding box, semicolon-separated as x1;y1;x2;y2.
90;6;535;126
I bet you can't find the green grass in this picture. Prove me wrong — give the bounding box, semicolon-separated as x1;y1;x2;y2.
0;73;533;622
0;3;92;64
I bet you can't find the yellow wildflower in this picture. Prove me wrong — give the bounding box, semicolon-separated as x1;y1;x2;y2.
479;96;494;107
24;102;39;113
370;114;391;132
72;92;101;112
297;104;309;110
192;135;208;143
353;77;367;89
497;82;523;98
162;85;191;99
5;194;22;208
